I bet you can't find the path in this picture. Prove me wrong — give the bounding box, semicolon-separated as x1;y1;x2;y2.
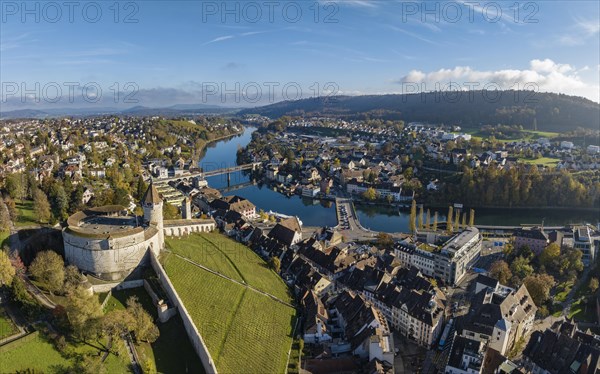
172;253;294;308
122;333;142;374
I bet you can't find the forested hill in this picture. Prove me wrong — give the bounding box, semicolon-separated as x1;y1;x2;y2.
239;91;600;132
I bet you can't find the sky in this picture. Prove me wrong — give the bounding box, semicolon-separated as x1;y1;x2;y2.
1;0;599;109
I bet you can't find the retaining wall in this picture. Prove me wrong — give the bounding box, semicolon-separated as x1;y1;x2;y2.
149;252;218;374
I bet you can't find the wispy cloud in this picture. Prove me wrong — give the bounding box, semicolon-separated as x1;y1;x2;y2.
203;35;235;45
386;25;440;46
558;17;600;46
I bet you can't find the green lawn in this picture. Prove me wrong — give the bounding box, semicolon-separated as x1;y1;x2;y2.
569;298;596;322
0;332;130;373
0;230;9;249
162;250;296;374
166;233;292;302
15;200;38;227
106;287;205;374
0;308;18;340
520;157;560;166
553;281;574;303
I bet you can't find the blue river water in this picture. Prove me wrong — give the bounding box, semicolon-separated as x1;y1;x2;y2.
198;127;599;232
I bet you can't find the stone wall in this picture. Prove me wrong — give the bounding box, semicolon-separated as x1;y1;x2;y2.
163;222;216;237
91;279;145;293
150;252;218;374
63;229;161;280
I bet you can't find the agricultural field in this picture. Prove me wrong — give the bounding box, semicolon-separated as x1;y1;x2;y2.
162;245;296;374
166;232;292;302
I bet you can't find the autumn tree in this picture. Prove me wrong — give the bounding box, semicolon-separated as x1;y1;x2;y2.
524;273;555;306
425;209;431;230
127;296;159;343
29;250;65;294
469;209;475;226
66;284;103;340
447;206;454;233
539;243;561;269
489;260;512;285
409;200;417;233
589;277;599;293
418;205;424;230
433;212;438;231
102;309;135;341
363;187;377;201
0;250;16;286
33;188;52;224
269;257;281;273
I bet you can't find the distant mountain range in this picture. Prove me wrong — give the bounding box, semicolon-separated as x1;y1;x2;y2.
3;91;599;132
239;90;600;132
0;104;236;119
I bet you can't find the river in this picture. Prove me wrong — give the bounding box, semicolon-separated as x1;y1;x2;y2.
199;127;599;232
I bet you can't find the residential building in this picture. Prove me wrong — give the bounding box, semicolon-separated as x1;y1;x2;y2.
512;227;549;256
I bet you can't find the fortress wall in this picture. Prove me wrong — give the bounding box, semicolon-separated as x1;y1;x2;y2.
150;252;218;374
164;222;216;237
63;229;162;280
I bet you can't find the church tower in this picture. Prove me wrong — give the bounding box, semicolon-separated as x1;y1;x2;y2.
182;197;192;220
142;182;164;247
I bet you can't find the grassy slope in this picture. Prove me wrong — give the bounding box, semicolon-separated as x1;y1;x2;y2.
163;252;295;374
166;233;291;302
0;230;9;248
15;200;38;227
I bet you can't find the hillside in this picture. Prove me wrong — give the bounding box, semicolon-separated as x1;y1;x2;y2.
239;91;600;132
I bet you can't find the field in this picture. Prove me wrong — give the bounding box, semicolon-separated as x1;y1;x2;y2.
106;288;205;374
166;232;292;301
467;129;561;143
162;233;296;374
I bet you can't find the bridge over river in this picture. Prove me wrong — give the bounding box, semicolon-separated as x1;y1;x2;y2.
151;162;261;185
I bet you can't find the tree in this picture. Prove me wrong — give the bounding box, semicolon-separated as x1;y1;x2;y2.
524;273;555;306
127;296;159;343
589;277;599;293
269;257;281;273
362;187;377;201
29;250;65;294
539;243;561;269
135;176;148;201
4;197;17;221
66;285;103;340
510;256;534;284
0;250;16;286
49;183;68;220
432;212;438;232
33;189;51;223
102;309;135;340
376;232;393;248
0;198;10;232
425;209;431;230
418;205;424;230
469;209;475;226
409;200;417;233
5;173;24;201
454;209;460;231
489;260;512;285
461;213;467;229
447;206;454;233
163;203;179;220
64;265;84;290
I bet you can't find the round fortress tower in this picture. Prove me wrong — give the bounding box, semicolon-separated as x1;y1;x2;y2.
142;182;165;248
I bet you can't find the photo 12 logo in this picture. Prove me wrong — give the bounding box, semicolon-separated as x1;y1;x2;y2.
400;1;539;24
200;81;340;104
400;81;539;104
1;1;139;23
201;1;339;23
1;81;139;104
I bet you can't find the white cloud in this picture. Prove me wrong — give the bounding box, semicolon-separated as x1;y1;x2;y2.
397;59;599;102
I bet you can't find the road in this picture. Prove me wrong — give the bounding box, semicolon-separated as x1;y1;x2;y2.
334;198;407;242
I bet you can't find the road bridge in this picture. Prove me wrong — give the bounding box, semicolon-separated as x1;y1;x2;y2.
151;162;261;185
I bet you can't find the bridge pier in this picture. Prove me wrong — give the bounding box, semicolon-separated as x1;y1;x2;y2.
227;172;231;187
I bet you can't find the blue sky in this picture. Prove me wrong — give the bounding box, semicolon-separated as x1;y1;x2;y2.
1;0;599;109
